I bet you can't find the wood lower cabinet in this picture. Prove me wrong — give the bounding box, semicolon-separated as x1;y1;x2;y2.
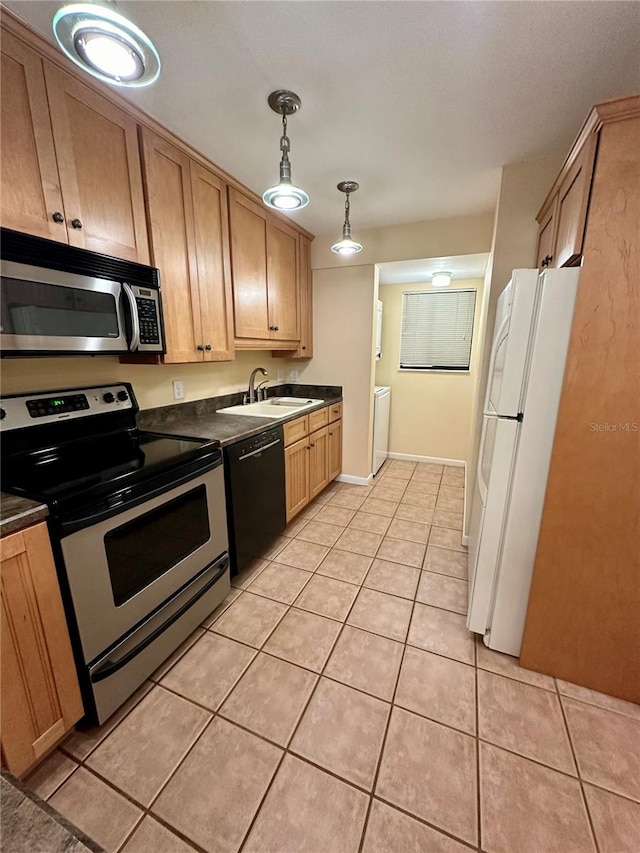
229;188;300;348
309;427;329;500
140;129;233;363
328;420;343;481
1;523;83;777
285;437;311;521
284;407;343;521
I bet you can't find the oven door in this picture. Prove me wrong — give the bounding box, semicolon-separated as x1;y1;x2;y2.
1;259;129;353
60;464;228;663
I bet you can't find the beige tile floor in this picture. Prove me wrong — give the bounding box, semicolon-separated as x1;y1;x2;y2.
25;460;640;853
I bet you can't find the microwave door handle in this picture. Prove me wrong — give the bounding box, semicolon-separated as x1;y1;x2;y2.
122;283;140;352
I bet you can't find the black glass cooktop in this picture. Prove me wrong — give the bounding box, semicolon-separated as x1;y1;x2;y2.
2;430;220;506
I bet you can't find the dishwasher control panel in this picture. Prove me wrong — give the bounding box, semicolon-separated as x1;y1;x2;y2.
238;429;283;459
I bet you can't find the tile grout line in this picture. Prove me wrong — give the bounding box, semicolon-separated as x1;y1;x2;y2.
554;680;601;853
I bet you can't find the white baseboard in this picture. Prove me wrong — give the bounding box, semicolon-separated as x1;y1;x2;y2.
387;452;465;468
337;473;374;486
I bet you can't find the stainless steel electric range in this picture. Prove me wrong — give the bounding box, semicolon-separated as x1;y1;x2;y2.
0;383;230;724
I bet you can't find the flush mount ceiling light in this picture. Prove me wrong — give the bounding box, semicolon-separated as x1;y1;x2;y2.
262;90;309;211
53;3;160;87
432;271;452;287
331;181;363;256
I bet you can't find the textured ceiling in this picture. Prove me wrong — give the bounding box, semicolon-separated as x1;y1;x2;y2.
5;1;640;236
378;254;489;285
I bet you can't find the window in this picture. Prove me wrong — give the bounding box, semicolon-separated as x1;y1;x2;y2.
400;289;476;371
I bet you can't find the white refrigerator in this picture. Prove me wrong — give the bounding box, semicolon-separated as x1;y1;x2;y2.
467;267;580;656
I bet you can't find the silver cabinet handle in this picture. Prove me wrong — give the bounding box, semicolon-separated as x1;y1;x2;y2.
122;283;140;352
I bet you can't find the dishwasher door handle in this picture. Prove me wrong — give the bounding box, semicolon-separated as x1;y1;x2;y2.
239;438;282;461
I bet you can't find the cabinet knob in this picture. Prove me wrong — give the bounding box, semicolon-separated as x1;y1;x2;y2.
197;344;204;351
310;442;315;447
71;218;83;229
274;326;279;331
541;254;552;267
205;344;212;351
302;346;306;350
329;431;333;436
52;211;64;223
306;445;311;450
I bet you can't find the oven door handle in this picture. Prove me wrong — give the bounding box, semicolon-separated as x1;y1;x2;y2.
122;283;140;352
90;557;228;683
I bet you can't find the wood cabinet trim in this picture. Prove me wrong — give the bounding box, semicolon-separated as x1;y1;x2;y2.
1;9;315;242
284;415;309;447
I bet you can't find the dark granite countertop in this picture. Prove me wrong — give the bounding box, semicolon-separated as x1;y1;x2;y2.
1;492;49;538
138;384;343;447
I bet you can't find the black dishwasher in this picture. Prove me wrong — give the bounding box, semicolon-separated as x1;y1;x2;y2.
224;425;286;575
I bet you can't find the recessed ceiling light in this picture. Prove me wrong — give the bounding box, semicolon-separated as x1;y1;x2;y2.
432;271;452;287
53;3;160;87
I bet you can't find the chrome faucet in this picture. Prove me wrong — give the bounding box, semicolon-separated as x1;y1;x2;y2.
246;367;268;404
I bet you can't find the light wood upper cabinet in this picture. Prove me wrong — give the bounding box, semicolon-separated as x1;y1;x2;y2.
229;190;270;339
229;188;301;346
1;523;84;777
0;31;67;242
190;163;234;361
536;132;597;271
140;129;234;363
267;219;299;341
43;63;149;263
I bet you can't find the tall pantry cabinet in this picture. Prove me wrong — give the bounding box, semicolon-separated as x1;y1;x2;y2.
521;95;640;704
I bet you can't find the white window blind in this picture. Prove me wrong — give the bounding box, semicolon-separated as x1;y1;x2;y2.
400;289;476;371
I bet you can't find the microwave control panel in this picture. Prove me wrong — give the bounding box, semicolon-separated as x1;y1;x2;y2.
136;294;160;345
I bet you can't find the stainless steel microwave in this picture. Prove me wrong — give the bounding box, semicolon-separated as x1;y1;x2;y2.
0;229;165;356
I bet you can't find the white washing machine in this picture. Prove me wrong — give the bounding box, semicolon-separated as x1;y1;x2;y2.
372;386;391;474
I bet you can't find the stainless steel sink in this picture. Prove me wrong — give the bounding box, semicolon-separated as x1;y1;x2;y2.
217;398;323;419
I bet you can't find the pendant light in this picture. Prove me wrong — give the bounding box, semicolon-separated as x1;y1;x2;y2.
431;272;452;287
331;181;363;255
262;90;309;211
53;2;160;87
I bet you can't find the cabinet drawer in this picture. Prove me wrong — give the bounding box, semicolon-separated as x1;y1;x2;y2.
284;415;309;446
308;407;329;433
328;402;342;423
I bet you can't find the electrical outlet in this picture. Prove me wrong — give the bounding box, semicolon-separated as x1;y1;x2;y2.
289;369;299;382
172;380;184;400
277;370;285;382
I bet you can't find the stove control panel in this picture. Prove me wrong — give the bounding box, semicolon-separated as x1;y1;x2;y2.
0;385;135;431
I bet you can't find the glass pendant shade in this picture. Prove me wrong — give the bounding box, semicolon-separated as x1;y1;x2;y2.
331;181;363;255
263;91;309;211
53;3;160;87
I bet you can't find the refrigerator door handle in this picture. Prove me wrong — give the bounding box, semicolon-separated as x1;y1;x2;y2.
483;314;510;414
476;416;490;504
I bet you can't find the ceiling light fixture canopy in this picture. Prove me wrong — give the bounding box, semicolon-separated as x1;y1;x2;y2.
331;181;363;256
432;271;452;287
262;90;309;211
53;2;160;87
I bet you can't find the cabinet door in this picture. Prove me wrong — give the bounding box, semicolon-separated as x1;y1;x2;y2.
554;134;597;268
141;129;203;363
535;195;558;271
1;524;83;776
267;218;300;341
44;63;149;263
0;32;67;242
328;419;343;481
285;436;310;522
309;426;329;500
190;162;234;361
229;189;270;339
295;234;313;357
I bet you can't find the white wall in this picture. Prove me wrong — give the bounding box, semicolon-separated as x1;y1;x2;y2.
302;212;495;479
376;278;485;463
